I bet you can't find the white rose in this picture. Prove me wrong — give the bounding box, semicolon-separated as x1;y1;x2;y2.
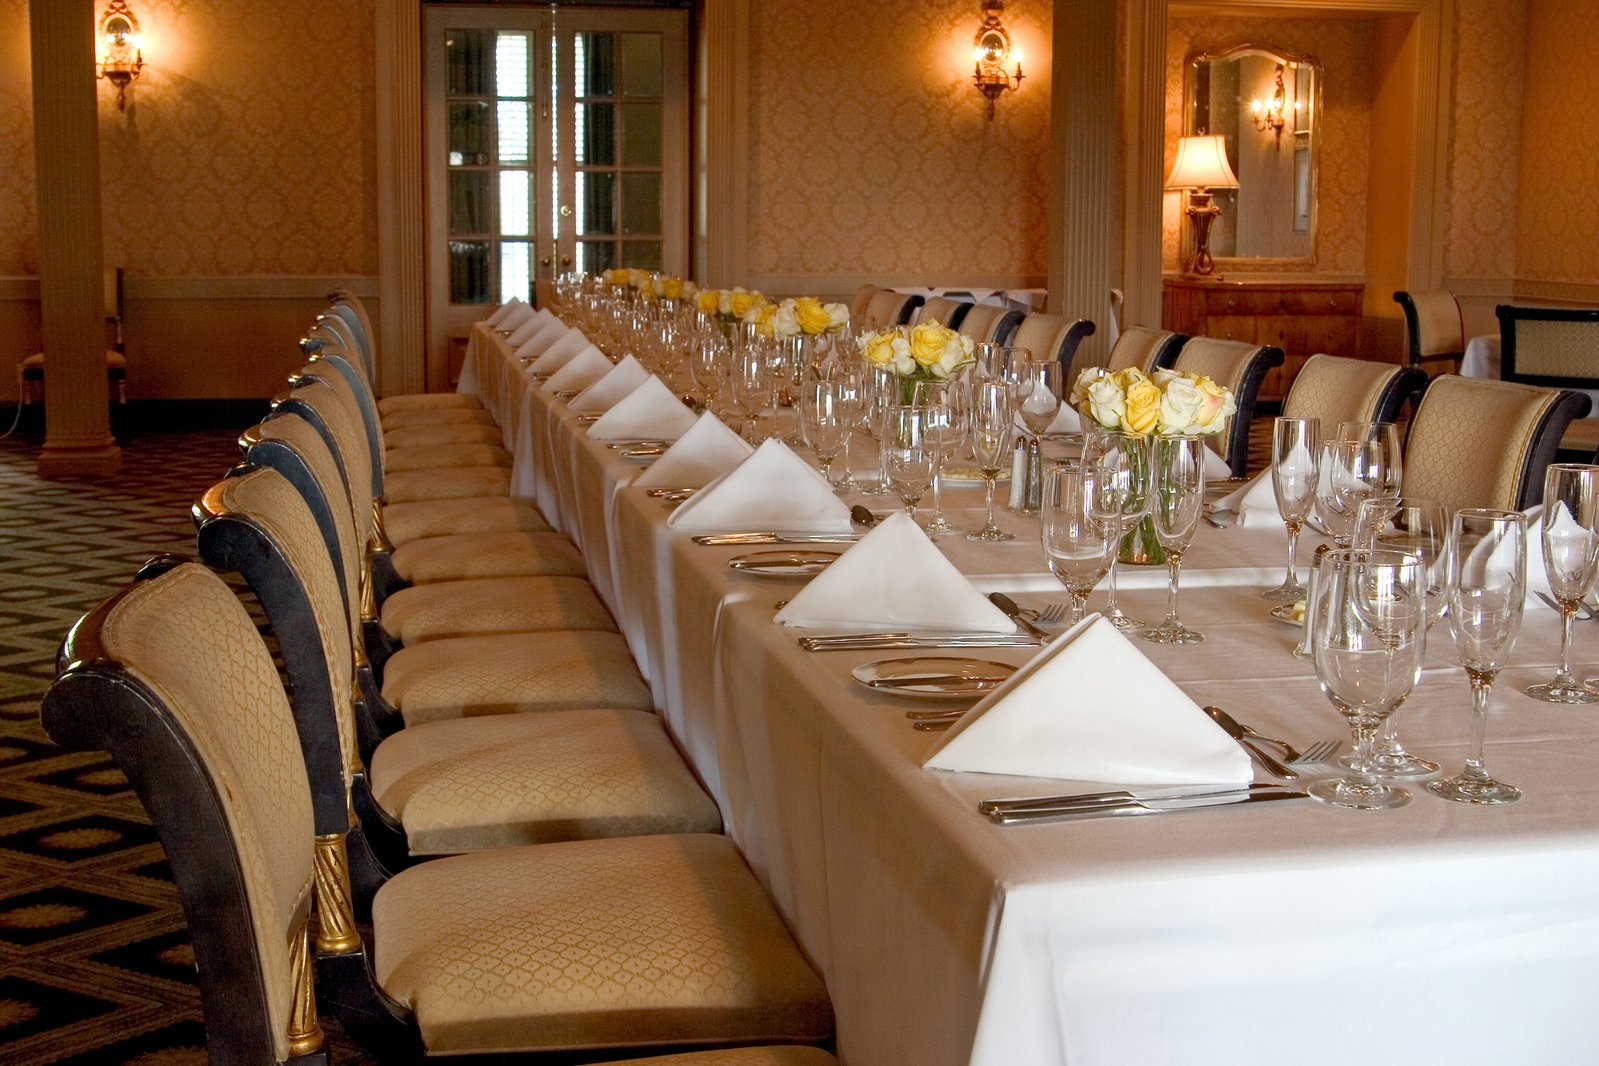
718;289;735;316
771;299;801;338
824;302;850;331
889;336;916;376
930;333;974;378
1159;377;1204;433
1086;377;1126;429
1151;368;1182;389
1072;366;1107;407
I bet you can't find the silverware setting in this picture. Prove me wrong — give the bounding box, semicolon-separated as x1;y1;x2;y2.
863;673;1010;690
693;532;864;546
1203;705;1299;780
801;633;1040;651
575;413;603;424
606;439;671;449
1535;590;1599;620
979;782;1292;815
985;785;1307;824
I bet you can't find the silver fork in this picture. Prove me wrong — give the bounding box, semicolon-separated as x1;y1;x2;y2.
1034;602;1068;626
1287;740;1342;766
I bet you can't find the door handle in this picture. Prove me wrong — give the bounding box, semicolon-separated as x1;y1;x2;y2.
560;256;573;267
540;256;552;267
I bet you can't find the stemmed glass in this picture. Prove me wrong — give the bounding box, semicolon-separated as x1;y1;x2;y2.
1332;422;1403;529
690;331;730;414
1041;463;1116;625
1352;497;1450;778
882;406;934;522
1525;464;1599;703
1083;431;1149;630
1262;416;1320;603
861;365;898;495
1428;509;1526;805
831;363;869;494
1307;548;1428;810
798;380;847;487
1140;435;1206;644
965;381;1016;542
1314;440;1362;548
729;346;773;443
1012;359;1064;517
913;379;965;536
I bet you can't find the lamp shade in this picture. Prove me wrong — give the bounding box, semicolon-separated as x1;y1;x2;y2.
1166;135;1239;190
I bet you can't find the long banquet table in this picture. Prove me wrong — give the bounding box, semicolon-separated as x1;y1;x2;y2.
461;322;1599;1065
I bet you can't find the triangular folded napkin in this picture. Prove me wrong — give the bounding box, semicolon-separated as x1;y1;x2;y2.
506;309;555;346
1210;469;1281;528
1047;405;1083;434
529;329;592;374
1202;442;1233;481
541;345;613;395
923;613;1254;785
633;412;753;488
774;511;1016;632
513;318;568;359
570;355;650;412
486;298;524;327
666;437;854;533
587;376;699;441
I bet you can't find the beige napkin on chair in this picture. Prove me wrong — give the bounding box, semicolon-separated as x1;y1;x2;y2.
774;511;1016;632
633;412;753;488
923;613;1253;785
529;329;592;374
667;437;854;533
513;318;568;359
570;355;650;412
587;376;699;441
541;345;613;394
487;298;528;328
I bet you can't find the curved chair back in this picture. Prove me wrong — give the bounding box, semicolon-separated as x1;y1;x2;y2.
1495;304;1599;389
1172;337;1286;477
1011;313;1095;378
862;290;923;330
298;343;386;489
1105;326;1186;375
1282;354;1427;431
917;297;971;330
1393;290;1465;376
328;290;378;380
848;284;877;320
957;304;1025;346
42;562;324;1066
1402;375;1591;511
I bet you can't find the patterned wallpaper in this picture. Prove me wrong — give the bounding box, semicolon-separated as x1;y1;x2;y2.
1516;0;1599;285
1162;16;1373;276
746;0;1051;282
1444;0;1525;280
0;0;37;275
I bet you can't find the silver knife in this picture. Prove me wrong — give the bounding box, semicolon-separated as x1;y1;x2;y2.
801;636;1039;651
980;782;1289;814
1203;706;1298;781
863;673;1011;689
694;532;863;545
989;789;1307;824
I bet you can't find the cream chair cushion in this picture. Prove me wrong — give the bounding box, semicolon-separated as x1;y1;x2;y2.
372;834;833;1054
1402;375;1564;511
1105;326;1176;373
917;296;966;326
384;443;512;472
381;498;553;546
385;423;503;449
381;407;499;429
958;304;1016;345
385;466;513;504
380;576;616;643
1282;354;1405;430
389;531;589;583
379;630;652;724
863;290;916;330
1560;418;1599;453
368;708;719;854
378;393;483;416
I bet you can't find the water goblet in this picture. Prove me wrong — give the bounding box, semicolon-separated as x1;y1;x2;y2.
1428;509;1527;805
1139;435;1206;644
1083;431;1149;630
1307;548;1427;810
690;331;730;414
965;381;1016;542
1525;464;1599;703
729;346;773;443
1042;463;1116;624
1262;416;1320;603
798;380;847;487
1332;425;1403;530
883;406;934;522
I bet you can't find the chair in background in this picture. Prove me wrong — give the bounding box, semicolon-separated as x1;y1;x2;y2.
20;266;127;441
1010;312;1094;378
1282;354;1427;431
1171;337;1285;477
1402;374;1590;511
956;304;1025;346
1394;290;1465;378
1104;325;1187;375
849;283;878;321
861;290;923;330
1494;303;1599;457
916;296;972;330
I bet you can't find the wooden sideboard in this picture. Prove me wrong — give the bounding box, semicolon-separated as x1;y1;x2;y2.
1162;277;1364;402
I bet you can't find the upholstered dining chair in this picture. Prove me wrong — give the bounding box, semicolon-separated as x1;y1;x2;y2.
43;562;834;1063
956;303;1025;346
916;296;972;330
1494;303;1599;456
1171;336;1286;477
1394;290;1466;377
849;283;877;320
1282;354;1427;431
1010;312;1095;378
1103;325;1187;375
861;289;923;330
1401;374;1591;511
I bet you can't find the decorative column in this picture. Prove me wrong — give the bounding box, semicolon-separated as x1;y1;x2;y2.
698;0;750;289
1047;0;1117;367
1121;0;1167;332
30;0;120;478
375;0;427;395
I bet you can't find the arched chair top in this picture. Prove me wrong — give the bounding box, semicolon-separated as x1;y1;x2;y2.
862;290;923;330
958;305;1026;347
848;284;877;320
1172;336;1285;478
1282;354;1427;431
1011;313;1095;377
1393;290;1465;374
1105;326;1186;375
917;297;972;330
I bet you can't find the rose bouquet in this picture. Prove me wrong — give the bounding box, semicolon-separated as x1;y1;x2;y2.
650;274;695;302
771;296;850;339
1071;366;1235;437
860;319;976;403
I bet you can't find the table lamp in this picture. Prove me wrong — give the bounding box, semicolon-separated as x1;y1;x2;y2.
1167;134;1240;276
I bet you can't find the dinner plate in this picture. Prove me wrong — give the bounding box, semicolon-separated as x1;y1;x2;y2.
850;656;1016;701
727;550;840;577
1269;603;1305;628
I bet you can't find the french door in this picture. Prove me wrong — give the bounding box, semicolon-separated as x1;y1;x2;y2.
423;5;687;368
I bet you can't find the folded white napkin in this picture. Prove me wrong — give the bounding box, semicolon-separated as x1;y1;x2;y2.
485;298;523;327
587;376;699;441
529;329;592;374
570;355;650;412
513;318;568;359
923;613;1254;785
633;411;753;487
1047;405;1082;434
506;310;554;347
1210;469;1283;528
667;437;854;533
542;345;613;395
774;511;1016;632
1202;441;1233;481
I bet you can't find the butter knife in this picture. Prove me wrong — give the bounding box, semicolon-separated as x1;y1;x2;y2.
1203;706;1298;781
989;789;1307;824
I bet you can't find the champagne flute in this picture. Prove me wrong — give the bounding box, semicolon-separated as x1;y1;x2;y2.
1525;464;1599;703
965;381;1016;542
913;379;965;536
1307;548;1427;810
883;406;934;522
1262;416;1320;603
798;380;847;486
1041;463;1116;624
1428;509;1526;805
1140;435;1206;644
1084;431;1149;630
1352;496;1449;777
729;346;773;443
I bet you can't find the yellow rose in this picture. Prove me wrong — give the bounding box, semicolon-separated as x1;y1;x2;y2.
1122;377;1161;435
862;330;899;366
696;290;721;314
660;276;684;299
728;290;762;317
909;320;952;367
793;296;833;335
752;301;778;336
1112;366;1150;392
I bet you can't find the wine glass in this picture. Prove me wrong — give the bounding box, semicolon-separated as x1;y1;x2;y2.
1428;509;1526;805
1042;463;1116;625
729;346;773;443
1262;416;1320;603
831;363;869;494
965;381;1016;542
1352;496;1450;778
974;341;1006;382
798;380;847;486
1083;431;1150;630
1307;548;1427;810
913;379;965;536
860;364;898;496
1332;422;1403;529
1015;359;1064;439
1314;440;1362;548
1525;464;1599;703
1139;435;1206;644
883;406;934;523
690;331;730;413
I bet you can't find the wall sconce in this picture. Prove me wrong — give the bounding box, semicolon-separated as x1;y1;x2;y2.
1250;64;1289;140
95;1;144;112
971;0;1023;121
1167;134;1240;276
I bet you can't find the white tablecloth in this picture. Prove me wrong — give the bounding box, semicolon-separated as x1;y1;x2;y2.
461;322;1599;1065
1461;332;1599;408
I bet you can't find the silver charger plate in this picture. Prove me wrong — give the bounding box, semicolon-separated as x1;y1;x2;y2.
850;656;1016;701
727;550;840;577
